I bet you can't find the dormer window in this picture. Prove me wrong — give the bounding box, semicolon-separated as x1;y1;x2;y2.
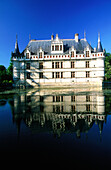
52;45;54;51
71;51;74;57
55;45;59;51
26;53;29;59
86;51;89;57
60;45;62;51
51;34;63;54
39;52;42;58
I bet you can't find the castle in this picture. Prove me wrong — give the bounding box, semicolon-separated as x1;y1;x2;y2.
12;33;105;88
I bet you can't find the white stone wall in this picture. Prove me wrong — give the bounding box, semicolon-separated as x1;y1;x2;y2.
12;51;105;87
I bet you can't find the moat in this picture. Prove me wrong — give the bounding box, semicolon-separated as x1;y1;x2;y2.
0;87;111;167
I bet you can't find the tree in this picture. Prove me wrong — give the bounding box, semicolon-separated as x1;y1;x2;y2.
0;65;7;83
7;60;13;81
105;53;111;81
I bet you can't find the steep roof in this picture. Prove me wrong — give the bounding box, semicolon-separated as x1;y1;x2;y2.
96;33;103;52
96;41;103;52
13;35;20;55
26;38;94;55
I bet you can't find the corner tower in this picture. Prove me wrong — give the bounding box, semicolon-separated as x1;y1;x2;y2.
96;33;103;52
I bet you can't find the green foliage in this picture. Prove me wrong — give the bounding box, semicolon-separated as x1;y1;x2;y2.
0;60;13;87
9;80;13;84
105;53;111;81
0;65;7;83
7;60;13;81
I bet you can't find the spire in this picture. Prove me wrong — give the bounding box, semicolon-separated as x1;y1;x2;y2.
84;30;86;41
98;32;100;43
96;32;103;52
29;34;31;41
14;34;20;54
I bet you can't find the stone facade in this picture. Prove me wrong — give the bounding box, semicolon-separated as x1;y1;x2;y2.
12;33;105;87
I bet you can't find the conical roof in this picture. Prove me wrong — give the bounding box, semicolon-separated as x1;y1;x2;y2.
96;33;103;52
14;35;20;54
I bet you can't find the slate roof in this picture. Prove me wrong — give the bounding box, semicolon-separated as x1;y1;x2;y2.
96;41;103;52
26;38;94;55
12;39;20;56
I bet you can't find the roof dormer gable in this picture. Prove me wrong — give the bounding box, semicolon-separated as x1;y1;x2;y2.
51;34;63;54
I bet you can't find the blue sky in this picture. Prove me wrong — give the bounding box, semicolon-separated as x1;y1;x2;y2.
0;0;111;68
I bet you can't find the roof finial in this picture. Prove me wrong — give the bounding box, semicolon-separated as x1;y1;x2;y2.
29;34;31;41
98;32;100;42
16;34;18;42
14;34;20;54
84;30;86;41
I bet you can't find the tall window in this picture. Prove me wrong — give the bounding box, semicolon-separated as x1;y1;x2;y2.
39;62;43;69
71;105;75;112
55;45;59;51
26;63;30;69
71;95;75;102
39;72;43;79
86;95;90;102
86;51;89;57
52;45;54;51
26;53;29;59
71;72;75;78
61;72;63;78
39;52;42;58
27;72;30;79
52;62;54;68
61;62;63;68
52;72;54;78
86;71;90;78
71;61;75;68
71;51;74;57
56;72;60;78
60;45;62;51
86;61;89;68
53;96;64;102
55;62;59;68
86;105;90;111
56;96;60;102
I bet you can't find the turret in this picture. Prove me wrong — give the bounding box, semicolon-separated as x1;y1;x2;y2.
96;33;103;52
14;34;20;54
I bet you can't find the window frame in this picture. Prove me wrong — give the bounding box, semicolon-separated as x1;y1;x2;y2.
39;72;43;79
39;62;43;69
55;45;59;51
56;72;60;78
71;51;74;57
39;52;42;58
55;62;59;69
71;72;75;78
86;61;89;68
86;51;89;57
27;72;30;79
26;63;30;69
71;61;75;68
26;53;29;59
86;71;90;78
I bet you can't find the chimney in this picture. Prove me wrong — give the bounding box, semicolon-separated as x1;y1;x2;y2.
75;33;79;42
51;34;54;40
94;48;96;52
56;34;58;40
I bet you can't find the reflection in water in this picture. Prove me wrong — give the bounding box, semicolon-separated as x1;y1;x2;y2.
11;89;106;139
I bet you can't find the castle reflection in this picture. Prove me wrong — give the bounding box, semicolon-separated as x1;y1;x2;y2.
12;89;106;138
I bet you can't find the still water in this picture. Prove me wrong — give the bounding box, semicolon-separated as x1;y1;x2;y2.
0;88;111;166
